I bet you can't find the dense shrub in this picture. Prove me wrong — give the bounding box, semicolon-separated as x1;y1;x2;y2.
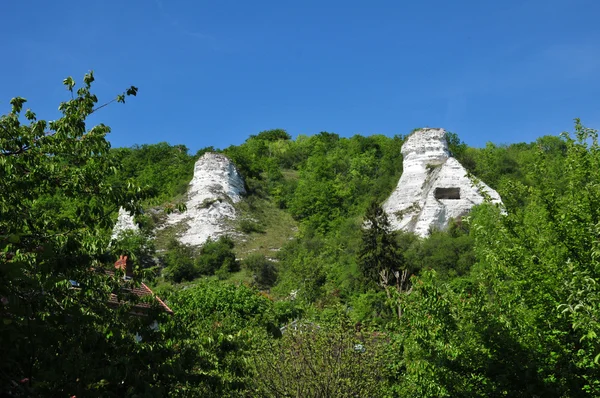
251;312;390;396
243;253;278;288
162;239;198;283
196;236;239;275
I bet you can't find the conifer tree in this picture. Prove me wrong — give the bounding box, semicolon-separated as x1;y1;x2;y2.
358;200;402;285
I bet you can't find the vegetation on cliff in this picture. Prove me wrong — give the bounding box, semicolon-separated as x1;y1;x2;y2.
2;75;598;396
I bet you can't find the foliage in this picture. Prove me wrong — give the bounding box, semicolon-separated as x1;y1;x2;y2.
273;232;328;303
162;236;239;282
239;218;266;234
400;219;475;280
0;73;191;396
251;311;390;397
163;239;198;283
286;134;404;233
243;253;278;289
349;290;392;325
196;236;239;276
389;120;600;396
28;72;596;396
109;142;196;206
446;131;468;161
164;280;275;396
358;200;402;285
250;128;291;142
110;229;156;269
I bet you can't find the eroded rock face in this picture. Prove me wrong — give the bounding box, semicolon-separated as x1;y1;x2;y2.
383;128;502;237
165;152;246;246
111;207;140;240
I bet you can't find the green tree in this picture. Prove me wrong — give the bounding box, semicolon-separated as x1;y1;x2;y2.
110;229;157;269
390;120;600;397
0;73;187;396
163;238;198;283
401;221;475;280
251;309;390;397
110;142;196;205
243;253;278;289
196;236;239;276
251;128;291;142
164;280;275;395
273;234;328;303
358;201;402;285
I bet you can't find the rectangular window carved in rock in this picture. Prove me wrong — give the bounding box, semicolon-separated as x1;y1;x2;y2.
434;187;460;200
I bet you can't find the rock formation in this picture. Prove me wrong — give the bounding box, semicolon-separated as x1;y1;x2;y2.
165;152;246;246
383;128;502;237
111;207;140;240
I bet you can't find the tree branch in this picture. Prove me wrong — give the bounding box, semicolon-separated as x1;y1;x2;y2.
0;145;30;157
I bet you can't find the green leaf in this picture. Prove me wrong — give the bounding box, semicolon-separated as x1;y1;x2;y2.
24;109;36;121
126;86;138;96
8;234;20;244
63;76;75;91
83;71;95;86
9;97;26;114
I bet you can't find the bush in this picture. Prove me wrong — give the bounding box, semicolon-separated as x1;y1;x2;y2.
350;290;392;325
243;253;278;288
239;219;266;234
165;280;275;395
163;239;198;283
214;263;231;280
110;229;156;269
196;236;239;275
250;314;389;396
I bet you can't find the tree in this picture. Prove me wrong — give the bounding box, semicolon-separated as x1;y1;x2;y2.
251;310;390;397
110;142;196;205
196;236;239;276
243;253;278;289
0;73;186;396
358;201;402;285
110;229;157;269
164;280;275;395
163;238;198;283
401;222;475;280
389;120;600;396
251;128;291;142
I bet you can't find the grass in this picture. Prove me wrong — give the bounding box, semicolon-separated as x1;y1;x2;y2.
146;169;300;288
153;220;190;252
225;267;252;284
233;195;298;260
281;169;299;181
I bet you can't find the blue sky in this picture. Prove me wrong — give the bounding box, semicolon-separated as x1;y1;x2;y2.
2;0;599;152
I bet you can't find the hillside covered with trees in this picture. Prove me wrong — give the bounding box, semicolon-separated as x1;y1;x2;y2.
2;75;599;396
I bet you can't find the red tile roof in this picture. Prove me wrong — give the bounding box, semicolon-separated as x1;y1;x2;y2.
108;256;173;315
108;281;173;315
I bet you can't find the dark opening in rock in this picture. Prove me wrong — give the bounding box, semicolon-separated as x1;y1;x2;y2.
434;187;460;200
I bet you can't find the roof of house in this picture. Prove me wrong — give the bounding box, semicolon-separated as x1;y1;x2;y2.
108;255;173;315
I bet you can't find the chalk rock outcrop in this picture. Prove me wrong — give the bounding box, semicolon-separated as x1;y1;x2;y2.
111;207;140;240
383;128;502;237
166;152;246;246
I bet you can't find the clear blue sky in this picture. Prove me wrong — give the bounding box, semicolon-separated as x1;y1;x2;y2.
2;0;599;152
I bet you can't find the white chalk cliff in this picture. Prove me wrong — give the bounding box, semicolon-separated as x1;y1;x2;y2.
383;128;502;237
111;207;140;240
165;152;246;246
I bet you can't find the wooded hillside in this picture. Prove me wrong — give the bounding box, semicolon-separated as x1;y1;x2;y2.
1;75;598;396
